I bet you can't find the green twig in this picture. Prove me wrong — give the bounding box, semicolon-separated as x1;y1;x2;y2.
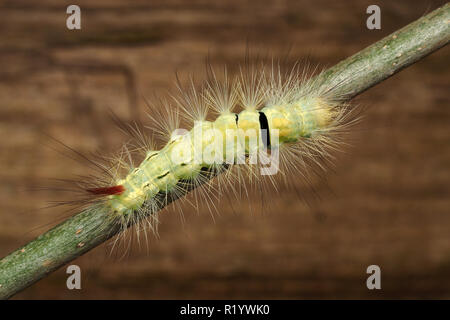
1;3;449;299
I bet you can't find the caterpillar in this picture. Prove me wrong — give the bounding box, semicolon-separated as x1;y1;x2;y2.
64;60;359;239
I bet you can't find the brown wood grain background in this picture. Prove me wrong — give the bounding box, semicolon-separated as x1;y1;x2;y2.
0;0;449;299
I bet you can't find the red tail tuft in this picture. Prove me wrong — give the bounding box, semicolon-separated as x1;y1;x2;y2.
87;185;125;196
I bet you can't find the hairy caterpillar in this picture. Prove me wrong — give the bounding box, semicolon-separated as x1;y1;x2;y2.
63;60;359;239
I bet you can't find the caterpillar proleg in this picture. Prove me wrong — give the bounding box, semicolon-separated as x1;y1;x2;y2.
78;61;358;237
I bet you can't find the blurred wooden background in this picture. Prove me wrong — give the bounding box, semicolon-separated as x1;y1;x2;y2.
0;0;449;299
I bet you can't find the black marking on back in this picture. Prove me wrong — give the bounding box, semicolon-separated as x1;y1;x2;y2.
259;111;271;148
145;152;158;161
156;171;170;179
